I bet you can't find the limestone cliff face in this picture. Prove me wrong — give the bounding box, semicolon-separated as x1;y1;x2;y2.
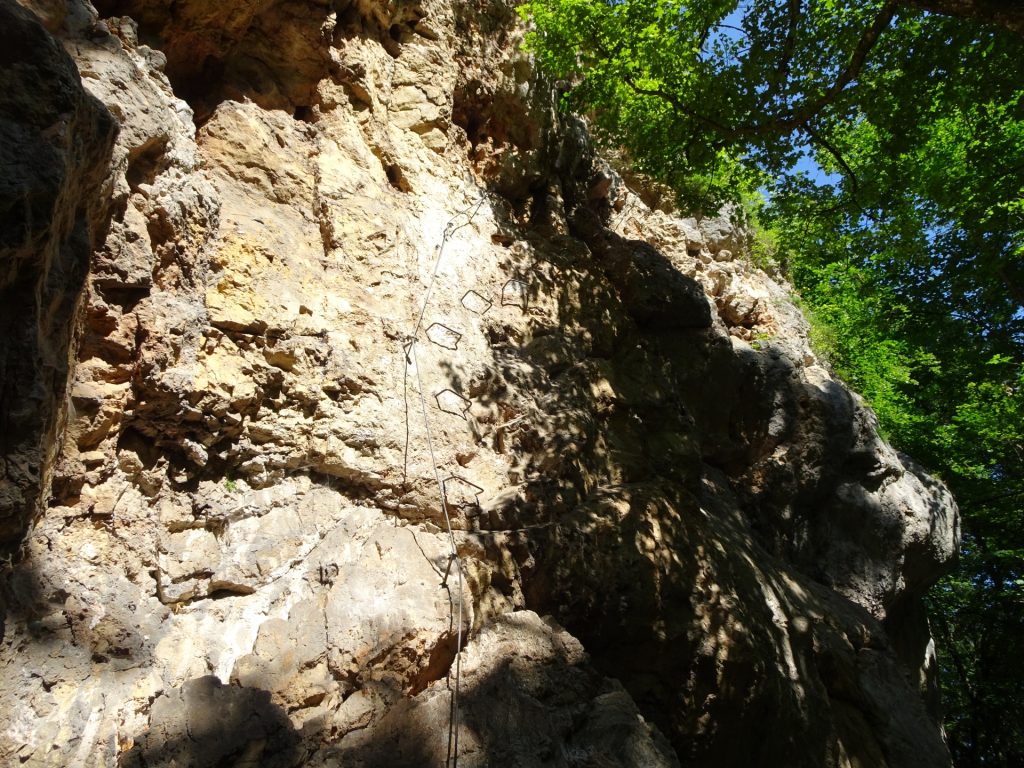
0;1;115;553
0;0;958;766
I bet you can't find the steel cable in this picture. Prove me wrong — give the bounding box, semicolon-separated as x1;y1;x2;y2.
402;195;485;767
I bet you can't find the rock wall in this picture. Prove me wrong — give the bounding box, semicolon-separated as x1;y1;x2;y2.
0;1;115;553
0;0;958;765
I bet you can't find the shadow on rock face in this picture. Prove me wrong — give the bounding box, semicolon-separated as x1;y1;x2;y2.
0;0;116;555
424;193;954;764
119;676;302;768
569;207;712;331
326;611;681;768
92;0;432;124
515;480;950;768
0;536;160;671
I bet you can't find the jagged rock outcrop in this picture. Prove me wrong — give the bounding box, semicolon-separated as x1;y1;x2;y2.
0;1;116;552
0;0;958;766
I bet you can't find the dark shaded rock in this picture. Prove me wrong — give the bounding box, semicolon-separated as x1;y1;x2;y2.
120;676;303;767
521;481;951;768
496;203;954;764
0;0;116;553
571;207;712;330
330;611;680;768
92;0;425;123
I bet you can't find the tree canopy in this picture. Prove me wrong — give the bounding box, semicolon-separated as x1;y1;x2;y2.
519;1;1024;764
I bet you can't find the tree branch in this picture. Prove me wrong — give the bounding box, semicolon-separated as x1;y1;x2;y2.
963;487;1024;509
803;124;861;198
589;0;900;147
901;0;1024;37
778;0;803;80
617;74;736;136
996;264;1024;309
758;0;803;106
730;0;900;138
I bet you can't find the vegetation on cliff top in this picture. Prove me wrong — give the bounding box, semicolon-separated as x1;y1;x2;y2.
519;0;1024;764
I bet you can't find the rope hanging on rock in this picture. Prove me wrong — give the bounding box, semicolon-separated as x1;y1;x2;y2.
402;195;485;768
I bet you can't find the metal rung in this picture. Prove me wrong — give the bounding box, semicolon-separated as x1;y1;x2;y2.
426;323;462;350
461;290;492;315
501;279;529;310
435;388;471;419
442;475;484;514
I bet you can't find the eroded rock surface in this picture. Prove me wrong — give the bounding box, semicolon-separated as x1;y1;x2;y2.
0;0;116;552
0;0;957;766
